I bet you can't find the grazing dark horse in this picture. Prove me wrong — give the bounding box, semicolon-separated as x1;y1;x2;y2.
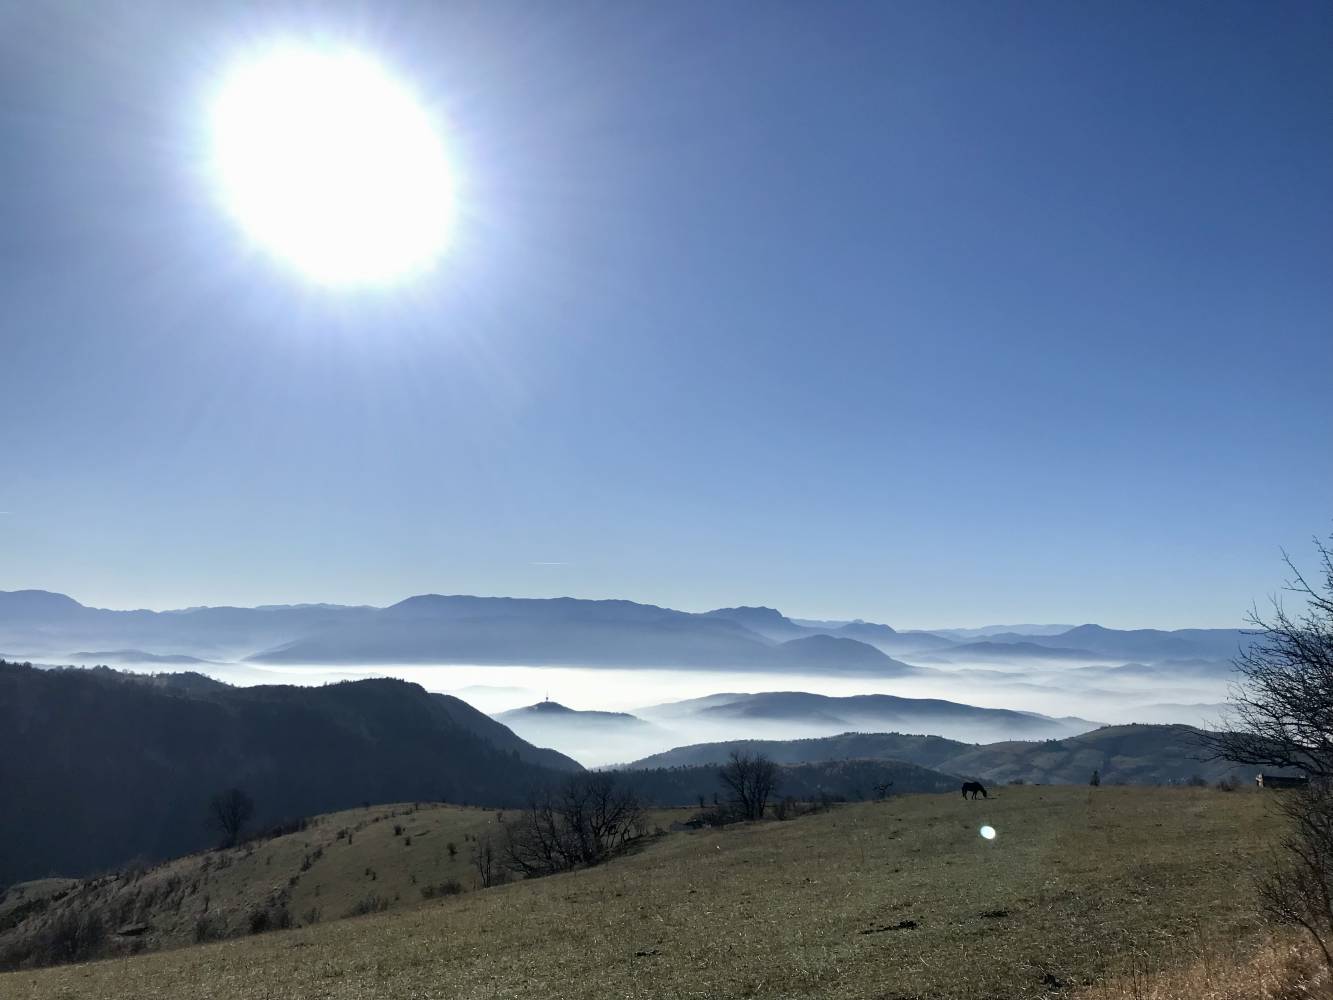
961;781;988;800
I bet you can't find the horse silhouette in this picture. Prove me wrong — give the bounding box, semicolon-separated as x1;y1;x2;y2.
961;781;988;799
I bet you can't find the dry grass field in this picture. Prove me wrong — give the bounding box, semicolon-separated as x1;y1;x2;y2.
0;802;505;965
1081;933;1328;999
0;786;1287;1000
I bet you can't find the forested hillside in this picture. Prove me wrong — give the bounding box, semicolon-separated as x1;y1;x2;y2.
0;662;579;884
625;724;1258;787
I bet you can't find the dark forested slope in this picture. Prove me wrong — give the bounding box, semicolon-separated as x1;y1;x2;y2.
0;662;579;883
624;724;1259;786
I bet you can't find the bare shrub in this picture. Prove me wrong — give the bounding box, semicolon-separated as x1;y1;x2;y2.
501;773;644;878
344;895;389;917
686;803;740;828
420;879;463;900
1259;785;1333;967
32;909;107;966
243;902;292;935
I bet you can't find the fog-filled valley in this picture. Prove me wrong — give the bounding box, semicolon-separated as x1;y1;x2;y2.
1;589;1241;766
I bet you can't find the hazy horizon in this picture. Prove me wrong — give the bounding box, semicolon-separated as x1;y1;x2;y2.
0;583;1252;633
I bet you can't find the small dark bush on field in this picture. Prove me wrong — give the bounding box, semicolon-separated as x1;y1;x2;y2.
420;879;464;900
345;895;390;917
247;905;290;934
193;914;224;943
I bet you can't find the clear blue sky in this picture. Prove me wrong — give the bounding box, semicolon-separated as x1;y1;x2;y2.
1;1;1330;627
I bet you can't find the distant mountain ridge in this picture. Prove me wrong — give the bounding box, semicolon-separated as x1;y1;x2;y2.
0;589;1251;670
978;623;1251;660
248;597;915;673
914;641;1107;662
70;649;214;665
927;624;1078;639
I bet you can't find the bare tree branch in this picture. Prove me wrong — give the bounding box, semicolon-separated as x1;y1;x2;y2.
1198;532;1333;778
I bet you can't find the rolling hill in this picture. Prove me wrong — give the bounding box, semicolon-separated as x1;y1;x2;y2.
624;731;974;771
494;700;648;726
0;801;502;971
0;661;579;884
935;723;1255;785
668;691;1095;742
0;787;1282;998
621;757;960;806
622;723;1261;786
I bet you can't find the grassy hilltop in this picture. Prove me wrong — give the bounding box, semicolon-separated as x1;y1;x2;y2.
0;786;1283;1000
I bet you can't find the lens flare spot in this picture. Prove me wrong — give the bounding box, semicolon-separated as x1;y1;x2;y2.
980;825;997;840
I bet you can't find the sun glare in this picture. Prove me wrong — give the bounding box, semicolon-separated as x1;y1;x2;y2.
208;44;454;287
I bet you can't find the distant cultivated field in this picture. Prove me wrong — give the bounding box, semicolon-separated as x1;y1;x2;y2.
0;787;1280;1000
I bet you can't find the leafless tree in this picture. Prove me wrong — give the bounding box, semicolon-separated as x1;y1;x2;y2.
719;751;780;821
472;833;500;888
208;788;254;847
1199;533;1333;966
1199;534;1333;777
502;773;644;877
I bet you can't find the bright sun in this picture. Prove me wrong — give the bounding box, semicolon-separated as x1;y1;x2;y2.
209;44;454;287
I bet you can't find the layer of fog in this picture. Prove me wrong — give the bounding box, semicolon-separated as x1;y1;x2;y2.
91;653;1237;768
